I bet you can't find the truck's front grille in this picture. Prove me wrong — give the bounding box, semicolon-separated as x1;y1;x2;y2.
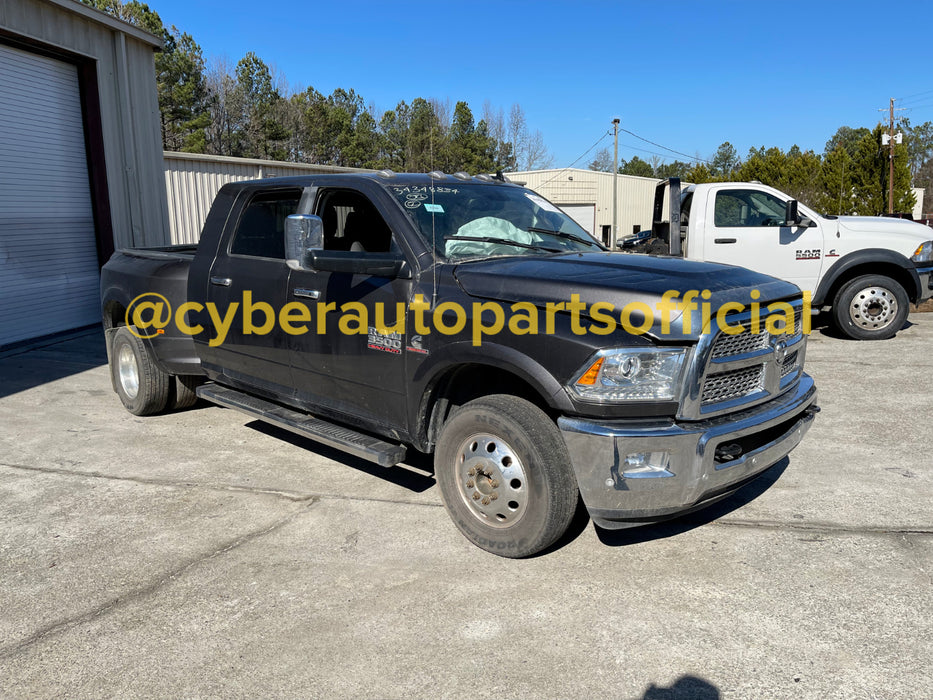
691;305;806;416
709;329;769;359
710;309;802;360
780;350;799;378
701;365;764;405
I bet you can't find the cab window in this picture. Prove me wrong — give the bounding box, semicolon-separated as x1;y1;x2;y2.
230;189;302;259
715;190;786;227
316;189;394;254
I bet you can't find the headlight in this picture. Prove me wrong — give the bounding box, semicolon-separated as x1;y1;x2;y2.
911;240;933;263
569;347;689;403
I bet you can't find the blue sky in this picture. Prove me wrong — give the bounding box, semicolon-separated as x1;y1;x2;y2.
148;0;933;168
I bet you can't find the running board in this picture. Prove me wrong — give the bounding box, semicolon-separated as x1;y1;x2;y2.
197;384;406;467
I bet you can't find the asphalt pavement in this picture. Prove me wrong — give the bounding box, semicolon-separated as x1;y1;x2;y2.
0;316;931;699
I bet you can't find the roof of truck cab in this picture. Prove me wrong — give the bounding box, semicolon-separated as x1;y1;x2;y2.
219;172;523;191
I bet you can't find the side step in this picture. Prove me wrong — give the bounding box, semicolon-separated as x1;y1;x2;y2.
197;383;406;467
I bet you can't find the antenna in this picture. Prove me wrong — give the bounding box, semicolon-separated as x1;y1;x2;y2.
430;127;438;308
431;180;437;309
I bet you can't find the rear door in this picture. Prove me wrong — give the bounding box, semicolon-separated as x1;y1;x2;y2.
203;187;302;397
701;186;824;293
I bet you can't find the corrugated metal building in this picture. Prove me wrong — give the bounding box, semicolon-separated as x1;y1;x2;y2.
0;0;169;348
506;168;661;244
164;152;367;244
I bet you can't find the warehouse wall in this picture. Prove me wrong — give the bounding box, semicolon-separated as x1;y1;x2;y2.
507;169;661;244
163;152;368;244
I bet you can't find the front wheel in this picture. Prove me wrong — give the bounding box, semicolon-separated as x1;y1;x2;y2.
832;275;909;340
434;395;579;558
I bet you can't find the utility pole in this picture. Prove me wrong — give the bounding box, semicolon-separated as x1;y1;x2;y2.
880;98;905;214
888;98;895;214
612;118;620;249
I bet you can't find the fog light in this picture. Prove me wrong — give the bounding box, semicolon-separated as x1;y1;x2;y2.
621;451;673;478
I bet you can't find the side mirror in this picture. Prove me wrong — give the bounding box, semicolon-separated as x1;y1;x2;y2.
285;214;324;271
785;200;799;226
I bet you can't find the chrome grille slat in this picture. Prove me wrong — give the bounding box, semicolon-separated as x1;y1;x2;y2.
711;309;802;360
780;350;799;378
709;330;769;359
701;365;764;405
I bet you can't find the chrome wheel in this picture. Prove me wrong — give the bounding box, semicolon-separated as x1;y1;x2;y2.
117;344;140;399
455;433;528;529
849;285;898;330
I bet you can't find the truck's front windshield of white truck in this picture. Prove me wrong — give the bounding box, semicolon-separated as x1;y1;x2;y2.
389;183;604;261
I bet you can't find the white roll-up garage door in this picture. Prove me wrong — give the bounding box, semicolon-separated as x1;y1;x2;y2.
558;203;596;236
0;43;100;348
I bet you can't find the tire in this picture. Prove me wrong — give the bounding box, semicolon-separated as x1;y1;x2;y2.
434;394;579;558
169;375;202;411
109;326;171;415
832;274;909;340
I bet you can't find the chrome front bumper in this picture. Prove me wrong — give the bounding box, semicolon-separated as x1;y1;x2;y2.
558;375;818;529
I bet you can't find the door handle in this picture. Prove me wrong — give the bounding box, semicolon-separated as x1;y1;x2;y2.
714;238;737;244
293;288;321;300
210;276;232;286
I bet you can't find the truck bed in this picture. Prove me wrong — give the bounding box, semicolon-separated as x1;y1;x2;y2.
101;246;200;376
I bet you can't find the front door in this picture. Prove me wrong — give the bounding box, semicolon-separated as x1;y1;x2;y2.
703;187;824;293
287;188;411;433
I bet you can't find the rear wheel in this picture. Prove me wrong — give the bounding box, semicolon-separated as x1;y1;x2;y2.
434;395;579;558
833;274;909;340
169;375;202;410
110;326;171;415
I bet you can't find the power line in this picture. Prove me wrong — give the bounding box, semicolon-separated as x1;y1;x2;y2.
532;129;612;188
902;100;933;112
617;126;715;165
619;141;691;161
897;88;933;104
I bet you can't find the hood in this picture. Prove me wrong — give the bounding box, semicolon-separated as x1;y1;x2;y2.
836;216;932;243
454;252;801;341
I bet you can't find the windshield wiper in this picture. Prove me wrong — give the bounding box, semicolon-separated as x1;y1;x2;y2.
443;235;563;253
526;227;601;247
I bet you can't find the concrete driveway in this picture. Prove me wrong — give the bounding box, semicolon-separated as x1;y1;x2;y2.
1;318;931;699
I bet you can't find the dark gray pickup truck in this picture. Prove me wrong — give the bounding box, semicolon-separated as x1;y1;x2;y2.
101;171;818;557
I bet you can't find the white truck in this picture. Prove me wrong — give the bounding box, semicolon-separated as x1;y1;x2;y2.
620;179;933;340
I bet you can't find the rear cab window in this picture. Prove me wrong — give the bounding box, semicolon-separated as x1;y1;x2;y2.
230;189;303;259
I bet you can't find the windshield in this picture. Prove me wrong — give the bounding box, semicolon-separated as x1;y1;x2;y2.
388;182;604;260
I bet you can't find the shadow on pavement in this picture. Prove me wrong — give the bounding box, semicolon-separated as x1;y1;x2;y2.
245;420;437;494
810;310;916;339
638;675;721;699
594;458;790;548
0;325;107;400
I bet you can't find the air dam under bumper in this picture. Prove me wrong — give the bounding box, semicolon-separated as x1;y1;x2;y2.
917;264;933;298
558;375;818;529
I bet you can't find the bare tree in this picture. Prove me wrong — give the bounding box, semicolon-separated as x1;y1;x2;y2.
204;55;237;156
524;129;554;170
429;97;452;131
506;104;553;170
482;101;506;146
